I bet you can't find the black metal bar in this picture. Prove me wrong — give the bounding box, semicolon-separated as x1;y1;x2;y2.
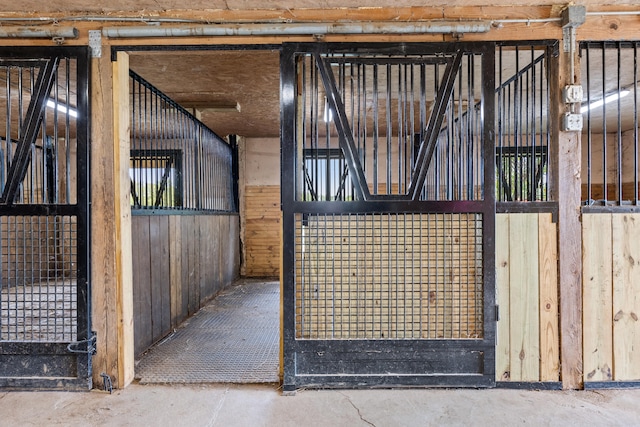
584;381;640;390
1;58;58;205
314;52;370;201
409;51;462;200
280;45;298;391
496;381;562;390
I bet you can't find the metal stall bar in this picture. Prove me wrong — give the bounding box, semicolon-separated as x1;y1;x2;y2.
128;71;236;213
581;41;640;209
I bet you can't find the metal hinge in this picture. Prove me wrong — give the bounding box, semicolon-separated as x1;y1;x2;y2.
67;331;97;355
495;305;500;322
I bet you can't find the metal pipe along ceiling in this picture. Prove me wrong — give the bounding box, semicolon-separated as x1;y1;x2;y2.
0;26;78;38
101;21;493;38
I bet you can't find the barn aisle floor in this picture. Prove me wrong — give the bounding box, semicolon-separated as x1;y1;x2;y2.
2;382;640;426
135;278;279;384
3;278;640;426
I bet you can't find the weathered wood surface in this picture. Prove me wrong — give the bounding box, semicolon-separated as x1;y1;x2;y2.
131;214;239;356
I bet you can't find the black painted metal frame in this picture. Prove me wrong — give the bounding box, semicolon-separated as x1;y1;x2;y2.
0;47;91;390
281;42;496;391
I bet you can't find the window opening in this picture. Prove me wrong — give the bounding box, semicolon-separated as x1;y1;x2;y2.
130;149;182;209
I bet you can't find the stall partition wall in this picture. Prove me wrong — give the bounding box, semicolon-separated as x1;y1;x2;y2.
0;47;91;389
128;71;239;357
581;41;640;388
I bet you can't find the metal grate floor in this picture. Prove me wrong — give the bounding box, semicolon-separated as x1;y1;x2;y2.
135;279;279;384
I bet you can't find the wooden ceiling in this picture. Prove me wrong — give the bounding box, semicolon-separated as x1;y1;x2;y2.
129;50;281;138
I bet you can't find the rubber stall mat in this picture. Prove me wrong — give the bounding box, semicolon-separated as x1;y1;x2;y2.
135;279;279;384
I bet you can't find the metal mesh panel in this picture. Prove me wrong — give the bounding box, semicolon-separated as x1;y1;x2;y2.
0;215;77;342
130;70;236;212
294;212;483;339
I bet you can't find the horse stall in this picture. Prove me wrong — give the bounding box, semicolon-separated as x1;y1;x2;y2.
127;70;240;357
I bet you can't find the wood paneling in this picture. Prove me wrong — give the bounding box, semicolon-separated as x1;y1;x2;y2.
612;214;640;380
581;183;640;203
582;213;613;382
495;212;559;383
131;214;239;356
495;214;511;381
243;185;281;277
583;213;640;383
539;213;559;382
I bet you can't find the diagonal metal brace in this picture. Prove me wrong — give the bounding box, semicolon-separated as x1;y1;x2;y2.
314;52;371;201
409;51;463;201
1;57;59;205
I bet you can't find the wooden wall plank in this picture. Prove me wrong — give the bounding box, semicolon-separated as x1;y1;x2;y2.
539;213;559;382
148;216;164;343
131;216;146;357
169;215;182;328
243;185;281;277
133;216;152;356
582;213;613;382
508;213;540;381
198;216;208;307
185;215;198;315
495;213;511;381
612;214;640;381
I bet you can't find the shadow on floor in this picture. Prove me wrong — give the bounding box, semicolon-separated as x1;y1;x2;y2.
135;278;280;384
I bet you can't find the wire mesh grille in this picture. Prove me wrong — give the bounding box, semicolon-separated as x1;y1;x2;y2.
130;70;236;212
294;212;483;340
0;215;77;342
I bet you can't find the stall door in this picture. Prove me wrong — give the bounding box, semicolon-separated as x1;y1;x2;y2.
0;47;91;389
281;42;496;390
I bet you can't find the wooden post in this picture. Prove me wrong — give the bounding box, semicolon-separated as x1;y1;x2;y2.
91;49;134;389
90;52;118;388
549;42;583;389
113;51;135;387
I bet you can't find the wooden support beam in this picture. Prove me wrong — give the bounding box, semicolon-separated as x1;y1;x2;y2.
113;51;135;388
90;52;118;388
550;40;583;390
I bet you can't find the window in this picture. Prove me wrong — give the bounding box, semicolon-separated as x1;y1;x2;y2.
130;150;183;209
303;149;354;201
496;146;548;202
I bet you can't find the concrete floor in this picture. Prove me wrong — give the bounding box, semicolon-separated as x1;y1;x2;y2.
1;384;640;426
3;280;639;426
